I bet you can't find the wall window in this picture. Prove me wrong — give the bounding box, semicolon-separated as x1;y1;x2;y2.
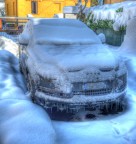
31;1;38;14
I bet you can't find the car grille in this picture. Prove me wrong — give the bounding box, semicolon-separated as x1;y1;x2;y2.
72;89;112;96
38;74;127;97
72;81;113;96
72;74;127;96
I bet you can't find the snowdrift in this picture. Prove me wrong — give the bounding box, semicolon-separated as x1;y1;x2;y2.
0;50;56;144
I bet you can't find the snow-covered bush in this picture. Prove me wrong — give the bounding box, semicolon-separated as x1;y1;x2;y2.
86;1;136;31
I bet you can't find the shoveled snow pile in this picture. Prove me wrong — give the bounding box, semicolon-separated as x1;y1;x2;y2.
0;36;19;56
119;18;136;56
0;50;56;144
86;1;136;31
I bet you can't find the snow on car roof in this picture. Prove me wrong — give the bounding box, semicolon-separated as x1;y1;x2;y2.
29;18;101;45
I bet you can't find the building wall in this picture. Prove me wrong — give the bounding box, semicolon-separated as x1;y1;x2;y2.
17;0;31;17
5;0;17;16
5;0;95;18
5;0;76;17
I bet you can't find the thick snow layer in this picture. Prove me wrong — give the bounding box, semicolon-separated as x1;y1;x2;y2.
19;18;101;45
26;43;120;93
32;19;101;45
0;50;56;144
29;44;119;71
1;35;136;143
87;1;136;31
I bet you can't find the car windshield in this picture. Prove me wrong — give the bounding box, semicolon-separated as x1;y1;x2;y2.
31;19;101;45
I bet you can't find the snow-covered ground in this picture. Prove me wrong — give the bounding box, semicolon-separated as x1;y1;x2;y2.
0;19;136;144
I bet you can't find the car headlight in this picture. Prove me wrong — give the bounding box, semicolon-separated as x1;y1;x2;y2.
38;75;72;98
114;74;127;93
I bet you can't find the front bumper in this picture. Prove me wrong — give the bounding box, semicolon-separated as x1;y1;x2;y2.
34;90;126;112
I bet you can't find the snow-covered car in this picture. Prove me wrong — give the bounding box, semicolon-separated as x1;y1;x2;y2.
19;18;127;113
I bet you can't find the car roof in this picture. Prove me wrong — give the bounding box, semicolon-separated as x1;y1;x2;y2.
29;18;101;45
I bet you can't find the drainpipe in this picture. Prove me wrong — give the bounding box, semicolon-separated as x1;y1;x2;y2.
16;0;18;26
16;0;18;17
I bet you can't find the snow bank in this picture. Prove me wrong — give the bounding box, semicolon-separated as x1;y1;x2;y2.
0;36;19;56
0;50;27;100
87;1;136;31
119;18;136;56
0;50;56;144
0;100;56;144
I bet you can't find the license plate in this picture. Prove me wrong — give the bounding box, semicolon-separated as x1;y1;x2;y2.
82;82;106;90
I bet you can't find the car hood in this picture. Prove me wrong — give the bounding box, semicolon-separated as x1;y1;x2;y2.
30;44;119;72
